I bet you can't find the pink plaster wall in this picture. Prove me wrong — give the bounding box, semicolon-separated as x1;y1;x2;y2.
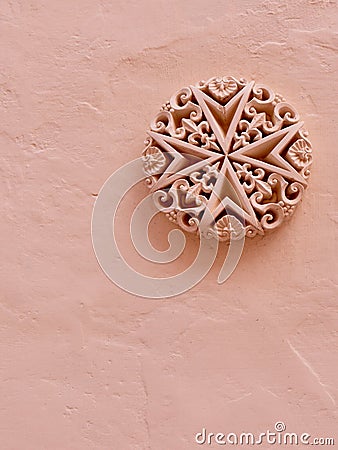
1;1;337;449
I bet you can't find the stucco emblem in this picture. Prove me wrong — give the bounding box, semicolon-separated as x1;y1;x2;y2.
142;76;312;241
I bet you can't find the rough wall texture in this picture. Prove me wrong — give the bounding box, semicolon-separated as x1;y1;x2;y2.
1;0;337;449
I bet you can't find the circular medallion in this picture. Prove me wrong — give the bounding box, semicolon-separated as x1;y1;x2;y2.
142;76;312;241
